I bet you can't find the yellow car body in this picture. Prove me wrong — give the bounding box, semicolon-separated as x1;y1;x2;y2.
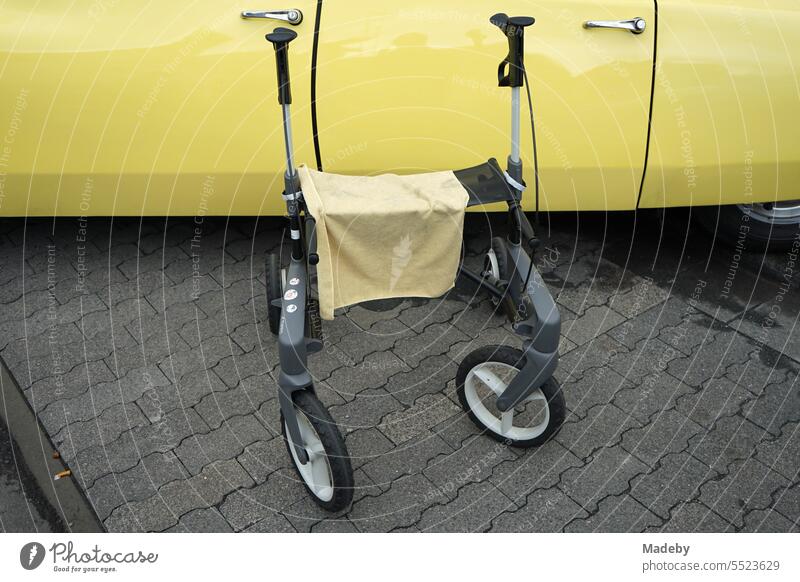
0;0;797;217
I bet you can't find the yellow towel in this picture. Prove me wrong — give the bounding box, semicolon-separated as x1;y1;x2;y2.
299;166;470;320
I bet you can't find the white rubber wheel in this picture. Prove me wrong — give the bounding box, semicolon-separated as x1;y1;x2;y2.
281;391;354;511
486;248;500;280
456;346;565;447
284;412;334;502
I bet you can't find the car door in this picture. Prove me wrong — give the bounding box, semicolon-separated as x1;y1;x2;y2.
313;0;655;211
639;0;800;210
0;1;316;216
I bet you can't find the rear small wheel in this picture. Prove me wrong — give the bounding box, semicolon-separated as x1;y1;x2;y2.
281;391;354;512
456;345;565;447
265;253;284;335
484;237;516;320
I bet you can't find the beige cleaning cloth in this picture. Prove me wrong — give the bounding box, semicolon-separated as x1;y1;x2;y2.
299;166;470;320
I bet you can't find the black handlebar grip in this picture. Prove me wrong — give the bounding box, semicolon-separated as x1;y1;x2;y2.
265;27;298;105
490;13;535;88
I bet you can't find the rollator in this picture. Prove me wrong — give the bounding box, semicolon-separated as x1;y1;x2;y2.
262;14;565;512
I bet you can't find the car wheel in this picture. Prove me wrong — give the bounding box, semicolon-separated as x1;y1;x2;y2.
696;202;800;252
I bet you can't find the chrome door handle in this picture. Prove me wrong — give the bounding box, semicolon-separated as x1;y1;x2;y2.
583;17;646;34
241;9;303;25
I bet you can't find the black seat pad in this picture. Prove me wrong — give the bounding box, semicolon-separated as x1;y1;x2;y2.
454;158;517;207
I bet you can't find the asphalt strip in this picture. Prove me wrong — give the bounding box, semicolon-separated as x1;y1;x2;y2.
0;356;103;533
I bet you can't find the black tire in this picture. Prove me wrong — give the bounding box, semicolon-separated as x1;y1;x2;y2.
695;203;800;252
265;253;282;335
281;390;354;512
456;345;565;448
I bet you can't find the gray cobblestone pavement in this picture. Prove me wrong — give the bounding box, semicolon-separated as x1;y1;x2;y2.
0;211;797;532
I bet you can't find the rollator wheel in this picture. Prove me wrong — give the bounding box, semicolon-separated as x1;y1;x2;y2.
484;237;509;298
484;237;516;320
265;253;284;335
281;391;354;512
456;345;565;447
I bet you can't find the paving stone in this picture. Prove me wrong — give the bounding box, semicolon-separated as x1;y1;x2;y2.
700;457;790;528
328;388;404;432
38;364;171;434
430;410;488;450
609;276;670;319
611;337;682;385
755;421;800;481
489;440;583;504
646;501;733;533
630;452;718;520
559;333;628;384
53;402;148;461
111;331;191;378
735;290;800;361
344;302;410;330
28;359;115;410
194;380;274;430
740;507;797;532
557;403;641;459
334;318;415;363
118;244;189;281
81;296;156;338
423;433;516;500
450;301;505;337
490;487;588;532
236;436;289;484
773;482;800;525
446;325;520;364
378;393;460;445
667;330;757;388
392;322;469;368
675;377;755;429
363;431;453;491
348;473;437;532
560;446;649;512
415;480;514;532
565;493;662;532
614;372;694;424
103;458;253;532
23;293;108;337
622;409;704;468
242;513;296;533
100;270;166;307
562;305;626;347
676;250;784;323
138;368;227;418
344;427;395;470
326;351;409;402
159;339;242;384
397;297;467;331
724;344;791;394
687;415;770;472
175;414;271;476
383;354;458;407
658;310;726;357
218;469;308;531
561;366;627;419
86;451;188;520
282;472;378;532
742;374;800;436
73;408;207;488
